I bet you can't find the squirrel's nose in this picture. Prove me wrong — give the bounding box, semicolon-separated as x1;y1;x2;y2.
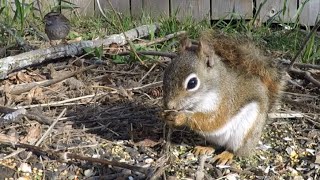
166;101;177;110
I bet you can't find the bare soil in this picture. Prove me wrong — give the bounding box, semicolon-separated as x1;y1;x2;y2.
0;53;319;179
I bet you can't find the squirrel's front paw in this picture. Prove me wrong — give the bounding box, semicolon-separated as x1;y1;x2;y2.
162;110;188;127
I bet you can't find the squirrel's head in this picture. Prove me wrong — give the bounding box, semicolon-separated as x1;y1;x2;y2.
163;32;225;113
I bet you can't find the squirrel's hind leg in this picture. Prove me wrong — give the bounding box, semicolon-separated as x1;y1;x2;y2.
193;146;234;165
212;151;234;166
193;146;215;156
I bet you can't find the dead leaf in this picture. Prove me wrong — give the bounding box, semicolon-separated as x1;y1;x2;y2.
106;43;121;54
16;72;32;83
118;86;133;100
20;123;41;144
101;75;116;86
0;133;18;144
64;77;85;90
135;138;161;147
26;86;45;104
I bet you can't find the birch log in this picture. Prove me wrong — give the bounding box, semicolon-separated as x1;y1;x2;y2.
0;24;159;80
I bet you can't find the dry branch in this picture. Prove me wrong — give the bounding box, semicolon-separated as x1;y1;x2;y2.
138;31;186;46
6;64;97;95
279;59;320;70
117;50;177;58
0;24;159;80
0;141;149;175
288;67;320;88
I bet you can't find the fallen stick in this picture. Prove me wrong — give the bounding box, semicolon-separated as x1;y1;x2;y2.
138;31;186;46
268;112;304;119
117;50;177;58
0;141;149;175
16;81;162;109
24;108;66;160
0;24;159;80
6;64;98;95
279;59;320;70
288;67;320;88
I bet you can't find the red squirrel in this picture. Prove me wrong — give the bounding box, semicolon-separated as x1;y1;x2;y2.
162;30;285;165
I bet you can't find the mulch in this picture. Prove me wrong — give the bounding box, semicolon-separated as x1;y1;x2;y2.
0;50;319;179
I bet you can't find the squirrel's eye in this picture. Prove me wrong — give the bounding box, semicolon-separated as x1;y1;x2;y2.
187;77;198;89
184;73;200;91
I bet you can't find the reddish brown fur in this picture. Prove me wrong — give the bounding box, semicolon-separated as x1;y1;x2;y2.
199;31;283;106
188;98;229;132
163;30;285;161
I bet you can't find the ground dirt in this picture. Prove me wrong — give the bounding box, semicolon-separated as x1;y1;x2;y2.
0;51;319;180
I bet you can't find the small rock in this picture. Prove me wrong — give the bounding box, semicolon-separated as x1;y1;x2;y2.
84;169;95;177
144;158;154;164
18;163;32;173
315;151;320;164
225;173;240;180
293;176;304;180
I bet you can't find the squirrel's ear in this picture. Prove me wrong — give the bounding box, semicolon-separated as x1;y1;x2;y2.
197;40;215;68
178;35;192;53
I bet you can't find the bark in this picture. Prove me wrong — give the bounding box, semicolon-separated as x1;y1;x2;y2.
0;24;159;80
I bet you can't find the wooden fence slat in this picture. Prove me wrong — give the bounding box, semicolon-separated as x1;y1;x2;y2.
95;0;131;16
211;0;252;19
171;0;210;21
67;0;95;17
131;0;170;18
6;0;319;27
300;0;320;26
256;0;297;23
34;0;55;14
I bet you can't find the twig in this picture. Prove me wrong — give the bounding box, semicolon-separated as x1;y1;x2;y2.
289;19;320;68
283;99;320;111
19;81;163;109
164;125;173;153
229;167;254;176
67;153;149;174
128;81;163;91
0;106;54;126
268;112;304;119
107;0;147;66
303;115;320;129
0;141;149;175
279;58;320;70
147;125;173;179
7;64;98;95
147;156;170;180
283;91;318;98
288;67;320;87
195;155;207;180
117;50;177;58
35;108;66;146
95;70;140;75
139;63;157;83
25;108;67;160
138;31;187;46
0;44;15;58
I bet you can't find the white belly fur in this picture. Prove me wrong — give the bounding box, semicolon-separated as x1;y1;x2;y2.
201;102;259;152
